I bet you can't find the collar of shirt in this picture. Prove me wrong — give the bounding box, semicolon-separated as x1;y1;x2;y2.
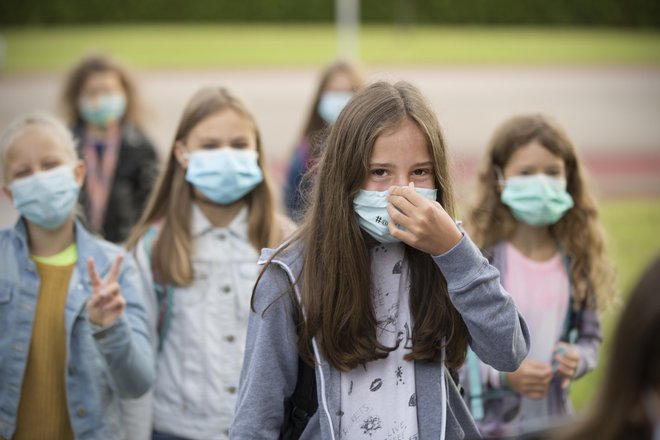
190;203;249;241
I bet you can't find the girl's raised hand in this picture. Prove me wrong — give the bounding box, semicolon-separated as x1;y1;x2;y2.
553;342;580;389
86;255;126;327
386;182;462;256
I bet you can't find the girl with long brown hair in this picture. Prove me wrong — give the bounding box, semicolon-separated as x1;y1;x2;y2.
459;114;615;437
122;87;292;440
284;60;364;222
231;81;529;439
60;53;159;243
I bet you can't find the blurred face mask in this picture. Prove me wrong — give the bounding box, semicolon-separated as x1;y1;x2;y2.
184;148;263;205
353;187;437;243
10;165;80;230
317;91;353;125
500;174;574;227
79;93;126;127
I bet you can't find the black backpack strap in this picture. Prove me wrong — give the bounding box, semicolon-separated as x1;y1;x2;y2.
279;272;318;440
286;357;318;439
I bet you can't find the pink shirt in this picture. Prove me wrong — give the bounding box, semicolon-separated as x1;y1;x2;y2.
503;242;569;365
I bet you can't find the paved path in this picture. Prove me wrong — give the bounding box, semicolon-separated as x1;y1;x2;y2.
1;66;659;228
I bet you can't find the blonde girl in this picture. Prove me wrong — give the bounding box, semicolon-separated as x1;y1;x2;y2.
0;112;154;440
460;114;615;437
231;81;529;439
123;87;292;440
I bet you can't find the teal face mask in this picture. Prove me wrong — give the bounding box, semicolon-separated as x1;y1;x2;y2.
185;148;263;205
500;174;574;227
353;187;438;243
79;93;126;127
10;165;80;230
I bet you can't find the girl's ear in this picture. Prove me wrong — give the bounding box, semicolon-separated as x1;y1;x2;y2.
173;141;189;169
73;160;86;186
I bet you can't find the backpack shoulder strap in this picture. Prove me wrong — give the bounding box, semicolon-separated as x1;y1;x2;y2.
279;271;317;440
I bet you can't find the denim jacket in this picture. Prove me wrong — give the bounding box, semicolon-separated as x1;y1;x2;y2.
0;218;155;440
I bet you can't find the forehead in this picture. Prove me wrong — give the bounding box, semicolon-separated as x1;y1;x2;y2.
82;70;124;91
189;109;255;139
506;141;564;168
370;118;430;163
5;126;73;165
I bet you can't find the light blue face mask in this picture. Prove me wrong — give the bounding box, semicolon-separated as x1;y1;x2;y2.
79;93;127;127
317;91;353;125
500;174;574;227
185;148;264;205
10;165;81;230
353;187;438;243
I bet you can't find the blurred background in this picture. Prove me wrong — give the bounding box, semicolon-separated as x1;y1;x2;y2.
1;0;659;413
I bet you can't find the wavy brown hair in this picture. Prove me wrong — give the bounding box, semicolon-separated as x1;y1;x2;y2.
126;87;282;286
468;114;615;310
60;53;143;128
260;81;469;372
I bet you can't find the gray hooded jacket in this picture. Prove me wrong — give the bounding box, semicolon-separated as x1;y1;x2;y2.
230;234;530;439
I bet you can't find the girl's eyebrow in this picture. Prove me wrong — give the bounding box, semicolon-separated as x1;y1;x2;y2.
412;161;433;168
368;162;393;168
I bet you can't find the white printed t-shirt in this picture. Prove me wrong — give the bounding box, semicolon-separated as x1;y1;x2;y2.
340;242;419;440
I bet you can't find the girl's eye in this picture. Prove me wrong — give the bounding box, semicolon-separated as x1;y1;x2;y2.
14;169;30;179
412;168;431;176
43;161;61;170
371;169;387;177
202;143;219;150
545;169;561;177
231;143;248;150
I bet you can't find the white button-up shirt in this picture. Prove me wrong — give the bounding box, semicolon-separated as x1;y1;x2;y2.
150;205;260;439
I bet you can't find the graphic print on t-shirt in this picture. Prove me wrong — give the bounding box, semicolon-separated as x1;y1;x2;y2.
339;244;419;440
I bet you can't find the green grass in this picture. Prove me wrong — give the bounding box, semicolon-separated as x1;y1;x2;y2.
1;24;660;73
570;198;660;411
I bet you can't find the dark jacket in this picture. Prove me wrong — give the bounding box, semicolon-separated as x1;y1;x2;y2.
76;123;159;243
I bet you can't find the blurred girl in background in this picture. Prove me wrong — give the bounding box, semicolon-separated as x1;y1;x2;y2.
124;87;293;439
460;114;615;437
61;53;159;243
284;60;364;222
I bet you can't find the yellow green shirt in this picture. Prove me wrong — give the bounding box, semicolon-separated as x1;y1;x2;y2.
13;245;78;439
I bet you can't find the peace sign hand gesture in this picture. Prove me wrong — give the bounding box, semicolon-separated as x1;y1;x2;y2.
86;255;126;327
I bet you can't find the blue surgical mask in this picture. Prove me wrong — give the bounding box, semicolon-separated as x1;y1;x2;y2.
500;174;574;227
185;148;263;205
353;187;438;243
317;91;353;124
79;93;126;127
10;165;81;230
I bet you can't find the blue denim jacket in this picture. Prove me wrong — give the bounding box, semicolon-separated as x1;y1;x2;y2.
0;219;155;440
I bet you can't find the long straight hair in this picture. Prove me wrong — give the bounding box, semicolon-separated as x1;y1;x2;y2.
126;87;281;286
468;114;615;310
259;81;469;372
